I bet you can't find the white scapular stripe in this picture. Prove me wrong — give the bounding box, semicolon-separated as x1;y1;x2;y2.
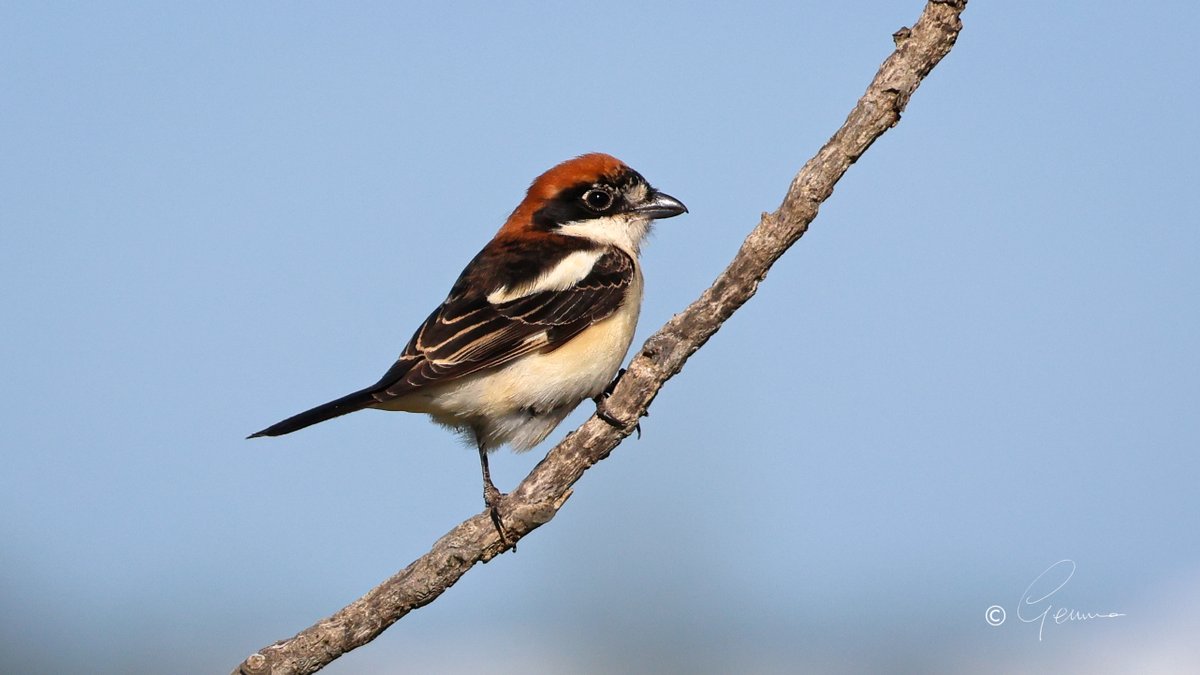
486;248;603;304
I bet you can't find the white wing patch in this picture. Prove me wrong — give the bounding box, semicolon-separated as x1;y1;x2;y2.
486;249;603;304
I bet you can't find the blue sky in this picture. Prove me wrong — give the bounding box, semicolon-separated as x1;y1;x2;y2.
2;2;1198;673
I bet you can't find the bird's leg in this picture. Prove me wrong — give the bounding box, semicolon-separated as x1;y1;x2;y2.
477;443;512;547
592;368;644;439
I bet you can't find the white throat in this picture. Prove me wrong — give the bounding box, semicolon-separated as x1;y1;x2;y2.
556;214;652;257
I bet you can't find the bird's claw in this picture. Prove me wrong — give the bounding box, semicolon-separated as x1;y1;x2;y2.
483;485;514;549
595;404;640;438
593;372;645;439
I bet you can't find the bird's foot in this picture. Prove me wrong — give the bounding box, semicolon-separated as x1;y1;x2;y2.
483;483;514;549
593;369;646;439
601;367;628;398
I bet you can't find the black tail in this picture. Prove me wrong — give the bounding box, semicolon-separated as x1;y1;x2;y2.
247;388;378;439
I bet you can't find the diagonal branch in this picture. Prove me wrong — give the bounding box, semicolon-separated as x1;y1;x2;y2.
234;2;968;673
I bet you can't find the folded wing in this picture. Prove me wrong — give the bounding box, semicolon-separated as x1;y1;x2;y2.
372;246;634;401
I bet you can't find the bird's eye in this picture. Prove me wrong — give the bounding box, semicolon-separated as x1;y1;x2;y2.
581;188;614;212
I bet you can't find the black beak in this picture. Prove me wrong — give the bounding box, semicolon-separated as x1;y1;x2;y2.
634;190;688;219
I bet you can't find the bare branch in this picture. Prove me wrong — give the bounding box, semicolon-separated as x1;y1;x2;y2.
234;2;968;673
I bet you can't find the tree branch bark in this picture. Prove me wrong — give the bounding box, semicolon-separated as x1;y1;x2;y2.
235;2;968;672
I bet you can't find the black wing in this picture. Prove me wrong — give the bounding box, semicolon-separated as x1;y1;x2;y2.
371;246;634;400
246;244;634;438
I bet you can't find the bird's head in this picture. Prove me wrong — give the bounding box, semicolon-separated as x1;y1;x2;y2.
501;153;687;255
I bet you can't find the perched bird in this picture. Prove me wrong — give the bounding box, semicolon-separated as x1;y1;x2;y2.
249;153;687;534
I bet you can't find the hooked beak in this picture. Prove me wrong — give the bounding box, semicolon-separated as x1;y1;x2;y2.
634;190;688;219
